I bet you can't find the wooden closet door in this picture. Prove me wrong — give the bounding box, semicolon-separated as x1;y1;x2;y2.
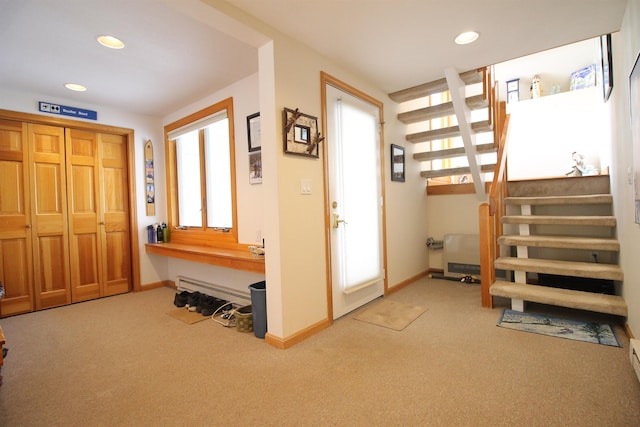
28;123;71;310
0;119;33;317
99;133;131;296
66;129;102;302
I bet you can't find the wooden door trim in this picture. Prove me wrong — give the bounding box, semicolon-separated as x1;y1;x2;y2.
0;109;141;292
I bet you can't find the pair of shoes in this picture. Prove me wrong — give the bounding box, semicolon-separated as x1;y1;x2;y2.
201;297;229;317
196;294;212;314
186;291;202;312
173;291;190;307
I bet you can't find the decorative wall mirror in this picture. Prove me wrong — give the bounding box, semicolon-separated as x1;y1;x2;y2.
391;144;405;182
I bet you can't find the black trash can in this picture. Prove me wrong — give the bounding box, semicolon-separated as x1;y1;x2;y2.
249;281;267;338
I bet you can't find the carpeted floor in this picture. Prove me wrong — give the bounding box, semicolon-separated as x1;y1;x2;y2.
0;278;639;426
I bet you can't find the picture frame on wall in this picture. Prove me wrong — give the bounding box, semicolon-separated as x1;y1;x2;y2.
601;33;613;102
391;144;405;182
249;150;262;184
506;78;519;104
283;108;320;158
247;112;261;152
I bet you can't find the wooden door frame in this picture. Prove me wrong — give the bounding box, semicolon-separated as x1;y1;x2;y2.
320;72;389;322
0;109;141;292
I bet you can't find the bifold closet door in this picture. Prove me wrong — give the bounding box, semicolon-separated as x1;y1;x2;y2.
99;133;131;296
66;130;131;300
66;129;103;302
28;123;72;310
0;119;34;316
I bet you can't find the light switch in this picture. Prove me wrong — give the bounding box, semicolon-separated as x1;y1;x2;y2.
300;179;312;195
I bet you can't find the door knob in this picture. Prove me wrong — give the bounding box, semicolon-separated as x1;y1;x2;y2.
333;214;347;228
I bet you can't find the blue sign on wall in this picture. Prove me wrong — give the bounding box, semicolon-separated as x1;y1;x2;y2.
39;101;97;120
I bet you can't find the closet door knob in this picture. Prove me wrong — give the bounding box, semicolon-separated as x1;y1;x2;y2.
25;224;32;229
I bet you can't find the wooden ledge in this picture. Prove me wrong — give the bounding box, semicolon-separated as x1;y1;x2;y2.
145;243;265;274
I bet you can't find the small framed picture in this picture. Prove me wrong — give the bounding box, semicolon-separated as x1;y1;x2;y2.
283;108;319;158
247;112;261;152
249;151;262;184
506;78;519;103
391;144;405;182
294;124;310;144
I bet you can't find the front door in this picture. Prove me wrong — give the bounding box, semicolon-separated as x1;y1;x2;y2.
324;78;386;319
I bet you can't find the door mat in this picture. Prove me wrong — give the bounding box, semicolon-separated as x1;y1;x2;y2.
497;309;622;347
167;308;209;325
353;300;427;331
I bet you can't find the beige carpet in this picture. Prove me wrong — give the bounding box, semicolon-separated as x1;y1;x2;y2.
1;279;639;426
353;299;427;330
166;308;209;324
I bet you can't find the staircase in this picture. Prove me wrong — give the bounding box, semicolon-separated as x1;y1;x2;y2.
389;67;500;198
491;176;627;316
390;70;626;318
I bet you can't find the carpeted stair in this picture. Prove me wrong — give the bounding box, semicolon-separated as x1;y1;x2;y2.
490;176;627;317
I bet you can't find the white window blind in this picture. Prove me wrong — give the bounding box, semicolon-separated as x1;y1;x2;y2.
167;110;228;141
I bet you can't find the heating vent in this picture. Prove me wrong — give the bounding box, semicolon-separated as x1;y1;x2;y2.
631;339;640;384
177;276;251;306
443;234;480;277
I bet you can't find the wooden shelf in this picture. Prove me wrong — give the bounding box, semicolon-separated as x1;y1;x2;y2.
145;243;265;274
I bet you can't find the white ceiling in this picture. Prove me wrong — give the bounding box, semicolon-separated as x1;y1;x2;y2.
0;0;628;118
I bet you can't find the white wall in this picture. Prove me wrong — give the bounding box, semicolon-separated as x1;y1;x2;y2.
506;87;606;180
426;194;481;271
610;0;640;338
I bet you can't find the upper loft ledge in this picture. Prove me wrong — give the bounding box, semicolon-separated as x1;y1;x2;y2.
145;242;265;274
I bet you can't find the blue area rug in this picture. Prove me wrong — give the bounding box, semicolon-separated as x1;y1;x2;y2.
497;309;622;347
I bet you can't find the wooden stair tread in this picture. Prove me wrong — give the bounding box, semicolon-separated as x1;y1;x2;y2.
421;163;495;179
414;143;496;161
398;95;487;124
501;215;616;226
505;194;613;205
498;235;620;251
490;280;627;316
407;120;492;144
388;70;482;103
494;257;623;281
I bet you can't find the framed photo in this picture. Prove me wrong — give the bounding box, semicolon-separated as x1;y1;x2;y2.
506;78;519;104
249;151;262;184
601;34;613;102
391;144;405;182
144;139;155;215
247;112;261;152
283;108;320;158
294;124;310;144
570;64;597;91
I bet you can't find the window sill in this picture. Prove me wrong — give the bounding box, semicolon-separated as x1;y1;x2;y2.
145;242;265;274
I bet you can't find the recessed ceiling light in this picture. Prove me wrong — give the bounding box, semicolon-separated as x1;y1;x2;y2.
65;83;87;92
97;35;125;49
455;31;479;45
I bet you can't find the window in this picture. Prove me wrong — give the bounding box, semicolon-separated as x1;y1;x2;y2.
165;97;238;247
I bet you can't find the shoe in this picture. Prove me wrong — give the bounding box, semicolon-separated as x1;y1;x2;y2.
173;291;189;307
201;297;229;316
186;292;202;312
196;294;212;313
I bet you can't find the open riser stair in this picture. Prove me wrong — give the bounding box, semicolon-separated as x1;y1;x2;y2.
389;67;501;196
490;176;627;317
